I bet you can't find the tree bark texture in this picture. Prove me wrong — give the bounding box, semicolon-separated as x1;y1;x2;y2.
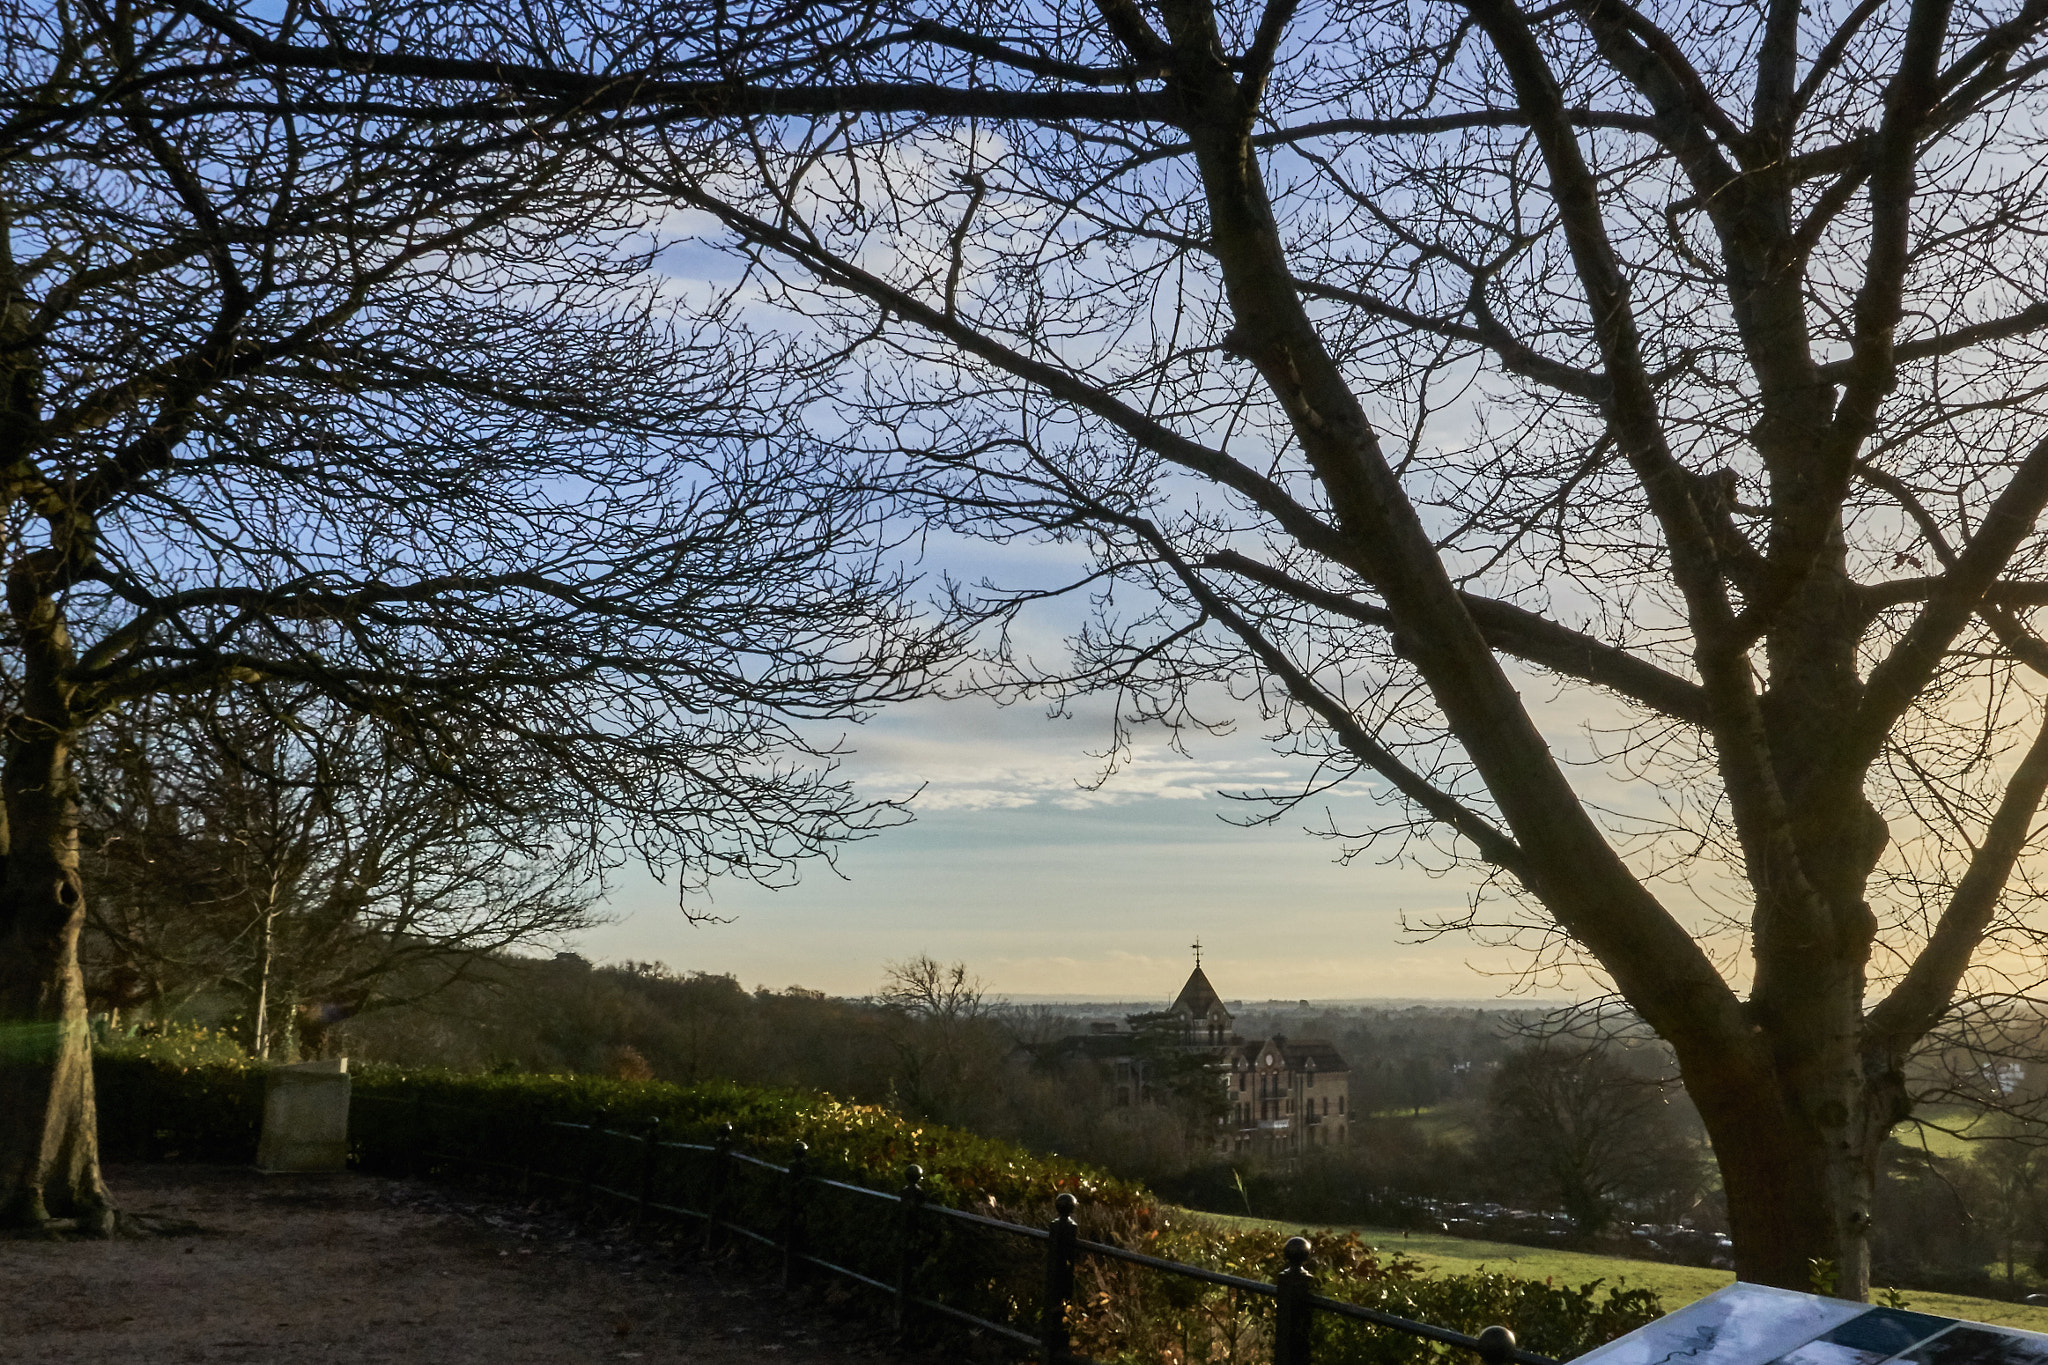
0;628;110;1231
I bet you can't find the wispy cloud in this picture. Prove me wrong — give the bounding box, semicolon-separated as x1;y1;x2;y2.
840;696;1313;812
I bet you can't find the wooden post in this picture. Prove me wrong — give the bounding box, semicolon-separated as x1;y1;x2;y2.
1041;1191;1078;1365
1274;1236;1314;1365
1476;1326;1518;1365
895;1163;925;1333
703;1123;733;1253
781;1141;810;1289
636;1117;661;1227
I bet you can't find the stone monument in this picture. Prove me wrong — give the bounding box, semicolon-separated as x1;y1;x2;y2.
256;1057;352;1173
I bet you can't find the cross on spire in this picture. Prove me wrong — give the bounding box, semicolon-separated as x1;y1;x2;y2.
1191;937;1202;968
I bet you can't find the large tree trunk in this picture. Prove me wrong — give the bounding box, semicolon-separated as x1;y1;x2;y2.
0;559;111;1233
1680;965;1905;1299
0;720;112;1232
1699;1076;1880;1293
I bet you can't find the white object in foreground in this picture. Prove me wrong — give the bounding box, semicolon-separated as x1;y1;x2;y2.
1572;1282;2048;1365
256;1057;352;1173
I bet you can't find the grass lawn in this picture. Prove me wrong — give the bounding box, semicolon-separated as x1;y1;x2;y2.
1174;1209;2048;1334
1894;1107;2001;1160
1359;1106;1476;1145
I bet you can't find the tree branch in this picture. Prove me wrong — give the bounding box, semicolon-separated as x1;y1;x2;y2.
1865;707;2048;1051
653;176;1363;574
1816;300;2048;382
1854;432;2048;766
1204;549;1711;724
178;1;1175;125
1294;276;1611;401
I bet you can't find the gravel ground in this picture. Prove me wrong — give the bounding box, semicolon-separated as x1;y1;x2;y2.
0;1163;930;1365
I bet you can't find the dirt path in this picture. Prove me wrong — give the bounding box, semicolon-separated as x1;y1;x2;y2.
0;1164;922;1365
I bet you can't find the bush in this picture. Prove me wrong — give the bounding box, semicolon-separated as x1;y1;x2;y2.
95;1034;265;1163
342;1066;1149;1214
1065;1213;1663;1365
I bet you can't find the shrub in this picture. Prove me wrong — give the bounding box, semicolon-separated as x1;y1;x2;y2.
95;1039;264;1163
340;1066;1150;1215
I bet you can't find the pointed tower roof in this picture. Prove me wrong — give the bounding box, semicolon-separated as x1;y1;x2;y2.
1172;965;1227;1019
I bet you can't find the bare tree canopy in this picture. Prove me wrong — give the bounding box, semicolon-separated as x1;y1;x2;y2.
0;1;955;1230
1483;1043;1707;1238
186;0;2048;1295
81;688;604;1059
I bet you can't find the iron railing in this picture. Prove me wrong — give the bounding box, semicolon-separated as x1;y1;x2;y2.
351;1093;1554;1365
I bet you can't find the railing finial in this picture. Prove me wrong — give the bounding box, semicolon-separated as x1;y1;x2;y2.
1043;1191;1080;1365
1275;1235;1315;1365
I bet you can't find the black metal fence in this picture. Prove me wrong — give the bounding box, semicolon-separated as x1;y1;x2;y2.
351;1093;1554;1365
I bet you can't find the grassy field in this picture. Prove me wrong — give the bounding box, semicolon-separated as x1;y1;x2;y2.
1894;1107;2001;1160
1359;1105;1475;1145
1177;1210;2048;1334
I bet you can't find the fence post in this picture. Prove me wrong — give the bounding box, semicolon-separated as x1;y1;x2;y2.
703;1123;734;1253
1476;1326;1518;1365
578;1123;599;1219
408;1091;427;1178
518;1116;536;1199
894;1163;924;1333
635;1118;661;1228
1274;1236;1315;1365
781;1142;811;1290
1041;1191;1078;1365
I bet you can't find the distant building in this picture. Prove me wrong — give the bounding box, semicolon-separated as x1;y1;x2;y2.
1052;955;1351;1159
1222;1031;1350;1156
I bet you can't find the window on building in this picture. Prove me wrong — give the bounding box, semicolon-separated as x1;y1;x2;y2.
1337;1095;1345;1114
1307;1070;1316;1086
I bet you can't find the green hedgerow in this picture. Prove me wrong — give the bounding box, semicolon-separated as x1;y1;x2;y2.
91;1056;1661;1361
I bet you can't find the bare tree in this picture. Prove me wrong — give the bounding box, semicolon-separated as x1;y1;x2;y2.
0;2;952;1231
1483;1044;1707;1237
879;954;988;1023
195;0;2048;1296
81;688;603;1059
877;954;999;1120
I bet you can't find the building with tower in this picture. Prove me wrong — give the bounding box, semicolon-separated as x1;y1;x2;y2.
1051;948;1351;1159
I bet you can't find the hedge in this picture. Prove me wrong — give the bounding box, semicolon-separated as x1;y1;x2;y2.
91;1043;1662;1362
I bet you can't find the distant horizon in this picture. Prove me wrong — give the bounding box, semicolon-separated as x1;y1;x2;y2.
991;995;1567;1009
573;692;1617;1004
